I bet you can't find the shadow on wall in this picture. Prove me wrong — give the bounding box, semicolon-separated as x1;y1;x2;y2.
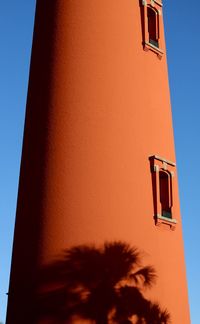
36;242;170;324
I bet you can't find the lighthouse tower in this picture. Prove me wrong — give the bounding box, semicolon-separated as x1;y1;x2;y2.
6;1;190;323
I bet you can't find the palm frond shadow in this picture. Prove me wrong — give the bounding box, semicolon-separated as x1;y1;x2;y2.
36;242;171;324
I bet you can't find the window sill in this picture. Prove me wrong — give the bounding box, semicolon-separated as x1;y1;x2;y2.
144;41;164;58
155;214;177;230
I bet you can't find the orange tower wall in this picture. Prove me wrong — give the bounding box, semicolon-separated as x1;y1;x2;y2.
6;1;190;323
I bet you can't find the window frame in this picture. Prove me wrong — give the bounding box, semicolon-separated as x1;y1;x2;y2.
149;155;177;230
141;0;164;58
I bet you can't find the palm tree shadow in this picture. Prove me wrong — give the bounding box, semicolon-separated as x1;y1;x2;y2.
36;242;171;324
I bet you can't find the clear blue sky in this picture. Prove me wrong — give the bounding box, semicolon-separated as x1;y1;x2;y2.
0;1;199;323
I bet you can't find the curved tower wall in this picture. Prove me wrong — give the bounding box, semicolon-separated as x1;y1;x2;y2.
6;1;190;323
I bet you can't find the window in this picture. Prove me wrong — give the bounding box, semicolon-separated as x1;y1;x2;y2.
147;7;159;48
159;171;171;219
149;155;177;230
140;0;164;57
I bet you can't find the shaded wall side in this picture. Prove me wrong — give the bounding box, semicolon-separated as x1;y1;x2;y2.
6;2;61;323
